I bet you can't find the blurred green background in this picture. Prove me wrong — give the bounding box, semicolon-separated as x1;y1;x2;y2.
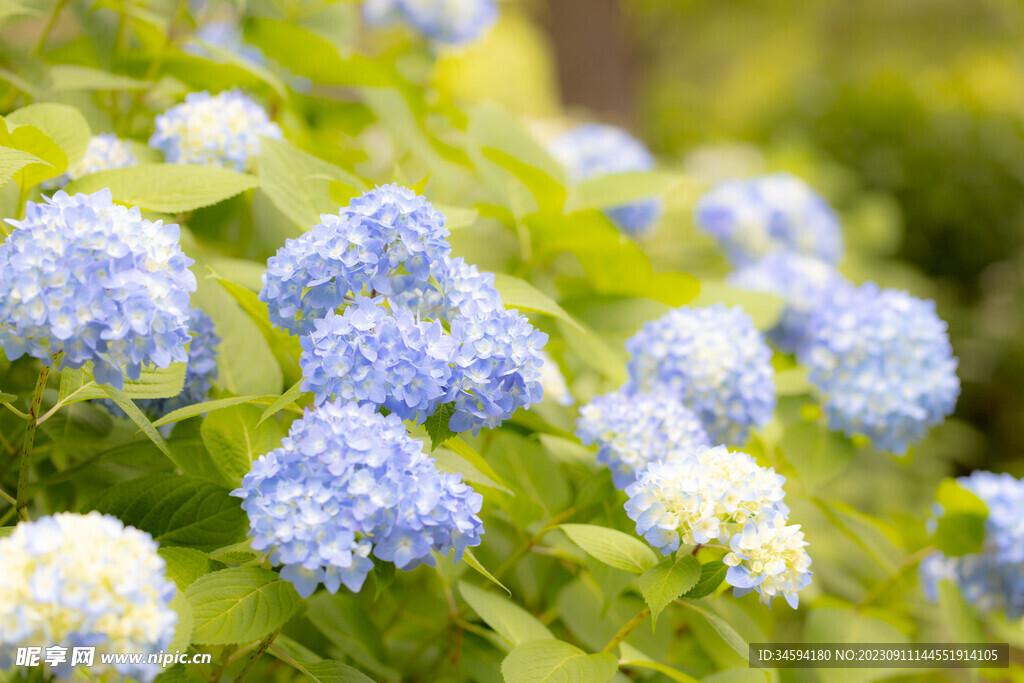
502;0;1024;478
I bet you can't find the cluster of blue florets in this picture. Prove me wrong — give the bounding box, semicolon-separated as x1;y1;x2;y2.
149;90;281;172
301;296;455;420
549;123;663;237
362;0;498;45
262;184;452;336
232;401;485;598
728;251;853;354
695;173;842;266
270;184;546;434
137;308;220;416
45;134;137;189
625;303;776;445
920;471;1024;618
576;388;709;489
0;190;196;389
798;283;960;453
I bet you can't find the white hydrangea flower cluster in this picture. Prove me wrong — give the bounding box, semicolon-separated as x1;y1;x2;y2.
625;445;812;608
0;512;177;681
537;349;574;407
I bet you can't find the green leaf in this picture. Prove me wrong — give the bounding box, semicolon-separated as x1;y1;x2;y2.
66;165;259;213
152;395;264;428
677;601;748;659
167;593;194;654
936;578;985;644
434;203;479;230
7;103;90;168
459;581;555;647
567;171;685;213
200;404;283;487
492;273;583;331
0;390;18;403
463;549;511;596
214;276;302;386
57;363;186;405
49;65;153;91
0;119;66;187
556;319;628;385
619;643;699;682
931;478;989;556
446;437;513;493
424;402;457;450
639;555;700;627
689;280;784;332
500;640;617;683
258;380;306;426
0;145;42;188
805;606;909;683
681;560;728;599
159;547;225;591
257;136;362;230
87;472;248;551
779;420;856;491
101;385;172;459
301;661;376;682
186;567;301;645
560;524;658;574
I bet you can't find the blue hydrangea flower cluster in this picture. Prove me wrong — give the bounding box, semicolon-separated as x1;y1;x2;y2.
363;0;498;45
45;134;137;189
261;184;452;336
920;471;1024;618
798;283;960;453
273;185;547;434
300;296;455;420
149;90;282;172
625;303;776;445
232;401;485;598
0;190;196;389
728;252;853;354
137;308;220;416
0;512;177;681
548;123;663;237
624;445;811;608
576;388;709;489
694;173;842;266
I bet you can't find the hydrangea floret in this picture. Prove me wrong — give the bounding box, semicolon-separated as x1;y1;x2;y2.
231;401;485;598
137;308;220;416
920;471;1024;618
0;189;196;389
694;173;842;266
728;251;853;353
0;512;177;681
576;388;709;488
149;90;282;172
624;445;811;607
625;303;775;445
548;123;663;237
798;283;960;453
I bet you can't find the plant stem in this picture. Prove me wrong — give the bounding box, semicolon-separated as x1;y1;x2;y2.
33;0;67;55
601;607;651;653
235;628;280;682
855;546;935;610
494;507;576;581
16;356;59;521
